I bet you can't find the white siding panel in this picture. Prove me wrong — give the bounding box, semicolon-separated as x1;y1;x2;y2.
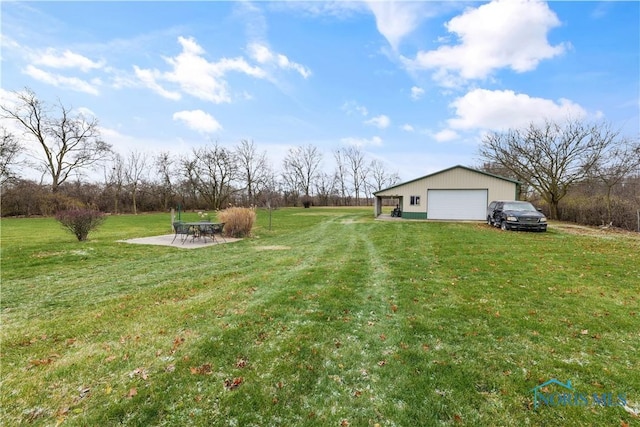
427;189;487;220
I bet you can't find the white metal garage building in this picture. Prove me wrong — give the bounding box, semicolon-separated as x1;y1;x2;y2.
373;165;520;220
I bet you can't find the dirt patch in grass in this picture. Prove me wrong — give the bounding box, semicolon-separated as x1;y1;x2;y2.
552;222;640;240
255;245;291;251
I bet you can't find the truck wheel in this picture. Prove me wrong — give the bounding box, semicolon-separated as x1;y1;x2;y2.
500;221;508;231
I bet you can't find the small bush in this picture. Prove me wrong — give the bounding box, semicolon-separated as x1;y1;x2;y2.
217;206;256;238
55;209;107;241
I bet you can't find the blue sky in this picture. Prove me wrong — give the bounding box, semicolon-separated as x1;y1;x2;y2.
2;1;638;182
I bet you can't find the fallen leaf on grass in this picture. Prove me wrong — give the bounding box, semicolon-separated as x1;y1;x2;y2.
581;329;589;335
171;336;185;354
224;377;244;390
29;358;54;367
235;357;248;368
190;364;213;375
127;388;137;398
129;368;148;380
377;360;387;366
340;420;349;427
454;414;463;423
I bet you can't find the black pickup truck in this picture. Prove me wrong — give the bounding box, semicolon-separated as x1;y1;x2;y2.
487;200;547;232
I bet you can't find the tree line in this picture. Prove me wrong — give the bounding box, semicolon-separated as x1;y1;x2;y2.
1;89;400;217
2;88;639;231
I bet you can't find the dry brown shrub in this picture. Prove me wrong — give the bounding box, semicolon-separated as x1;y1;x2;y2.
217;206;256;238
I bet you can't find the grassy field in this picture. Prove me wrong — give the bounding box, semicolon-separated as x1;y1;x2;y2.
1;207;639;426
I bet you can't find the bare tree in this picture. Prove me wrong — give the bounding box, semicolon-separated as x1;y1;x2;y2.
333;149;349;205
477;161;531;199
282;144;322;197
1;88;112;192
154;151;176;211
104;153;125;214
590;139;640;224
235;139;269;206
479;119;619;219
314;171;336;206
125;150;148;215
179;156;200;210
368;158;400;193
344;146;369;206
0;127;22;185
186;143;238;210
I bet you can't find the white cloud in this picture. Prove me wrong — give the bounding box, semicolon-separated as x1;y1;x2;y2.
433;128;459;142
133;66;181;100
248;43;273;64
23;65;100;95
365;1;428;50
447;88;588;131
342;101;368;117
410;86;425;100
401;124;414;132
341;135;383;148
134;36;267;104
173;109;222;133
76;107;96;118
35;48;104;72
365;114;391;129
247;43;311;78
405;0;567;85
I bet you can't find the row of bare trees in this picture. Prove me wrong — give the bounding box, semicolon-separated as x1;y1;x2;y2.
1;90;401;216
1;140;400;217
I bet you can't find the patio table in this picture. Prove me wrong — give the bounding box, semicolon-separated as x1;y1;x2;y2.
174;222;225;244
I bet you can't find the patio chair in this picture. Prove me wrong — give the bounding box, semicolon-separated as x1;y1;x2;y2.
172;222;191;244
210;222;227;243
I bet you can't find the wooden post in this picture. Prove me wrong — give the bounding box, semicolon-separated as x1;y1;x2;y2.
171;208;175;231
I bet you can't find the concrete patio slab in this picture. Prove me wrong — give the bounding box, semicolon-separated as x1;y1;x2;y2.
118;234;241;249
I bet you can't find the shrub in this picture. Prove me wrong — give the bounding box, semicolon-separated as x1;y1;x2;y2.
217;206;256;238
55;209;107;241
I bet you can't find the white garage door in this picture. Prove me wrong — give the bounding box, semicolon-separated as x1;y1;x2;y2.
427;189;488;220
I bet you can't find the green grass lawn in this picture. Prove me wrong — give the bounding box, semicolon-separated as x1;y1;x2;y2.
1;208;639;426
